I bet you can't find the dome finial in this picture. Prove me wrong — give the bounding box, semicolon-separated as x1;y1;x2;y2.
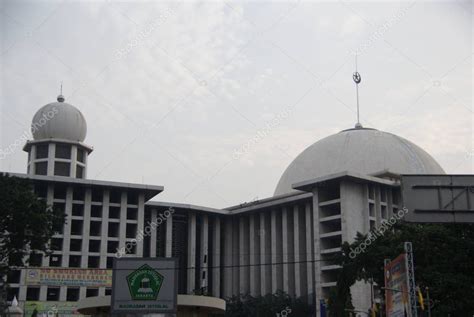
353;55;362;128
57;82;65;102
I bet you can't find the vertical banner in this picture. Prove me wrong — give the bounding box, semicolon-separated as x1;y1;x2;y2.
384;242;418;317
384;254;410;317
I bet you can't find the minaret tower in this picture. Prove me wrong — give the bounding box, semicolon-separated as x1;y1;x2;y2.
23;92;93;178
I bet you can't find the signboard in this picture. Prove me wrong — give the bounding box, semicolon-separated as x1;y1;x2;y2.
401;174;474;223
384;254;410;316
384;242;417;317
26;268;112;287
24;301;87;316
111;258;178;314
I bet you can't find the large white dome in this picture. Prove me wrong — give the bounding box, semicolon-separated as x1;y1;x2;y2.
32;95;87;142
274;127;445;196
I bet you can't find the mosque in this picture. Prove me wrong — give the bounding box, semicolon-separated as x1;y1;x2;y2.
5;91;445;316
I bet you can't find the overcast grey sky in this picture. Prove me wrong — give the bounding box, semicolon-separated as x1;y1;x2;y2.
1;0;472;208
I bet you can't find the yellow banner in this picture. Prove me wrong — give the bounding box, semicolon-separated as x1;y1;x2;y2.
26;268;112;287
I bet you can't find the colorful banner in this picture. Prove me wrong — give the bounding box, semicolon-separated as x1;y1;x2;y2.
384;253;410;317
24;301;87;316
26;268;112;287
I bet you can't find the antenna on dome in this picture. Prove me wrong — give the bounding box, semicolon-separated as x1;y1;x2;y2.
58;82;65;102
353;55;362;129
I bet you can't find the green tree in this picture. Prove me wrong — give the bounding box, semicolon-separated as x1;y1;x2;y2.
333;223;474;316
0;174;65;312
225;290;312;317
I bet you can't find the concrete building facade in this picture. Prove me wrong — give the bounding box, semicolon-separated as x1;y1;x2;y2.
5;94;446;315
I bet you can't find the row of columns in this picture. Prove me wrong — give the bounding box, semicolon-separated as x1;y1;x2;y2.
222;201;315;304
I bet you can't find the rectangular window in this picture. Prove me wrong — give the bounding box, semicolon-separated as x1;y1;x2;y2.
110;190;121;203
126;223;137;238
47;287;60;301
109;207;120;219
106;257;114;269
70;239;82;252
107;241;118;254
108;223;119;237
71;220;83;235
26;287;40;301
49;255;62;267
36;144;49;159
54;186;67;199
7;288;19;302
55;144;71;159
54;162;70;177
91;205;102;218
89;240;101;253
127;191;138;205
69;255;81;268
91;190;103;202
86;288;99;298
76;165;84;179
77;149;85;163
73;187;85;201
88;256;100;268
90;221;102;236
126;208;138;220
35;162;47;175
72;203;84;217
66;288;80;301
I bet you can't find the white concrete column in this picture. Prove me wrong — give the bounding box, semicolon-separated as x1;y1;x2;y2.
232;217;239;295
70;145;78;177
118;192;127;252
150;209;158;257
187;212;197;294
223;218;233;297
282;207;289;294
100;190;110;268
259;212;267;295
81;188;92;267
136;193;145;257
305;202;314;305
271;209;279;293
47;143;55;176
239;216;249;294
200;214;209;291
212;217;221;297
249;213;260;296
312;188;322;317
165;209;173;257
62;186;73;267
293;204;302;298
29;145;36;175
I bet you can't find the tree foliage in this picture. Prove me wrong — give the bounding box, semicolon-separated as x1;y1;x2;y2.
225;290;312;317
0;174;65;309
332;222;474;316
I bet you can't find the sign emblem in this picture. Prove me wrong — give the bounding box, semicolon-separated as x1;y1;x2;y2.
126;264;164;300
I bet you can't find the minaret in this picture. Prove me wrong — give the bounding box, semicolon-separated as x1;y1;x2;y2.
23;93;93;178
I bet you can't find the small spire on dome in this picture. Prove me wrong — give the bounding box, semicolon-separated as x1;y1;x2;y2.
57;82;65;102
353;55;362;129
